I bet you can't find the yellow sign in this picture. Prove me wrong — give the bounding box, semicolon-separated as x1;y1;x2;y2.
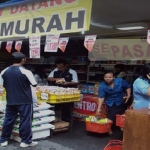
0;0;92;39
89;39;150;61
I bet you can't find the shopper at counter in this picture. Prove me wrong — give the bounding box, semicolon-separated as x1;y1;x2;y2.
133;63;150;109
114;64;126;79
96;71;131;126
0;52;38;148
47;58;78;87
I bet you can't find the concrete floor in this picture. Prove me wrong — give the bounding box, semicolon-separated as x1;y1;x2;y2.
0;120;123;150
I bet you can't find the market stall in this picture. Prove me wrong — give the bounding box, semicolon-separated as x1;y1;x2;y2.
0;1;150;150
0;0;93;137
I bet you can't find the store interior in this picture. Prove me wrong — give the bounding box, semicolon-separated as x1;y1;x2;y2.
0;0;150;149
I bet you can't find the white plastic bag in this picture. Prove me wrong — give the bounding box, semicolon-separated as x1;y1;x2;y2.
30;86;38;103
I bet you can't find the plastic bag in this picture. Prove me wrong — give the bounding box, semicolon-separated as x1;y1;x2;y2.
30;86;38;103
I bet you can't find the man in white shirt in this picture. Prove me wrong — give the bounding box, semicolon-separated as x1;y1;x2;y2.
48;59;78;87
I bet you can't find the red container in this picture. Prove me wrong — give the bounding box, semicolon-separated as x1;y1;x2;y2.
116;114;125;128
104;140;122;150
85;121;112;133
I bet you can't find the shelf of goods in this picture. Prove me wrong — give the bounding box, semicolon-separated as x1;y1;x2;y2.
87;62;145;83
36;86;81;104
24;56;89;82
0;99;55;142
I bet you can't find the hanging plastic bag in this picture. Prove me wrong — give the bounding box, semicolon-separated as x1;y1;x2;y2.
30;85;38;104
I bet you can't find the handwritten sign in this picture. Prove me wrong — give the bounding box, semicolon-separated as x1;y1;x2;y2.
44;34;60;52
29;36;41;58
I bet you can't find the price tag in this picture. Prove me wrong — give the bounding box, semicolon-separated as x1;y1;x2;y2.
44;34;60;52
41;93;48;100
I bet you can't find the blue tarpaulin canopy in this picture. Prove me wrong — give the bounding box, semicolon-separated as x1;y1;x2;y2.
0;0;39;8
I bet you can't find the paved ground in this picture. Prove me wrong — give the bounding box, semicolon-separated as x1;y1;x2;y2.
0;121;122;150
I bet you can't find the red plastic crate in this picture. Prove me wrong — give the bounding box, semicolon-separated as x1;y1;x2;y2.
85;121;112;133
116;114;125;128
104;140;122;150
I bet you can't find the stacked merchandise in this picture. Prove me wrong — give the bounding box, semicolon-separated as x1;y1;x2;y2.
0;101;55;142
36;86;81;104
80;82;100;95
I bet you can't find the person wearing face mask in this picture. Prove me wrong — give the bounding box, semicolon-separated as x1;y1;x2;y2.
96;71;131;131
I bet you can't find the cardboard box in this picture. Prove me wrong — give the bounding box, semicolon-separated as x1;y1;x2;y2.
53;121;69;132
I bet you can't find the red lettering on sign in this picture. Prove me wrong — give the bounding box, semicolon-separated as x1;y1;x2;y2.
37;0;49;9
122;45;133;57
47;43;58;50
50;0;62;6
133;45;144;57
101;44;109;53
93;44;100;53
0;9;4;16
31;3;36;11
10;6;19;14
19;4;29;13
31;49;39;57
111;45;119;57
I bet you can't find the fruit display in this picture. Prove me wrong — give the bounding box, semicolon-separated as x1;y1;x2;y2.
86;116;112;124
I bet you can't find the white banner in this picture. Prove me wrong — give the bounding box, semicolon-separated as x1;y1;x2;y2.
44;34;60;52
58;37;69;52
84;35;97;51
15;40;22;52
29;36;41;58
89;39;150;61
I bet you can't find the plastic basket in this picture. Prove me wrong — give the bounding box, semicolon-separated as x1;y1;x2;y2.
104;140;122;150
85;114;112;133
116;114;125;128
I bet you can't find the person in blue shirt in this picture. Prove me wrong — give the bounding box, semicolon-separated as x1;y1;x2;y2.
133;63;150;109
96;70;131;124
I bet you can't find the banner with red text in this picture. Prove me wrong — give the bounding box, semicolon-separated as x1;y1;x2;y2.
84;35;97;51
6;41;13;53
44;34;60;52
29;36;41;58
0;0;92;39
88;39;150;61
15;40;22;52
58;37;69;52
